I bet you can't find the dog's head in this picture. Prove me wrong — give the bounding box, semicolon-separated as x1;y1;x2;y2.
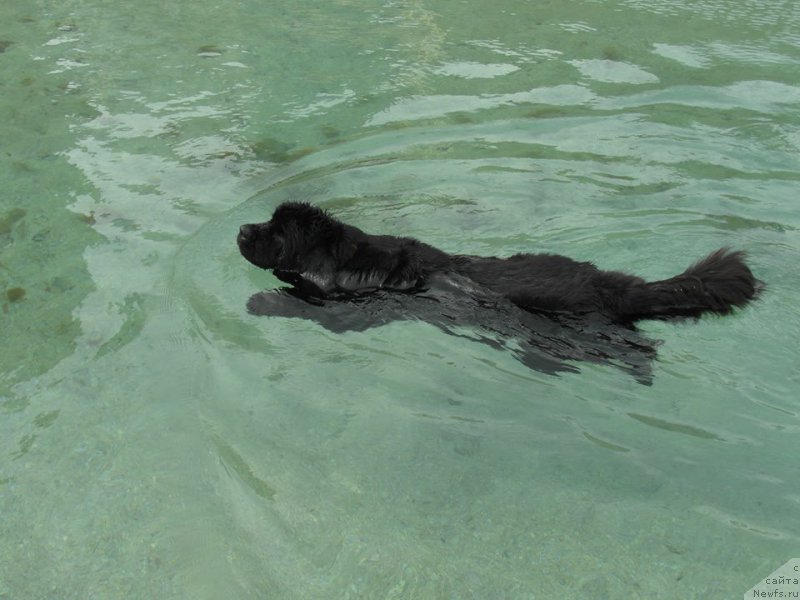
237;202;346;272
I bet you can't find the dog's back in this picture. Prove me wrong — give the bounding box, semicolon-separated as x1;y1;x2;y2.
455;248;760;323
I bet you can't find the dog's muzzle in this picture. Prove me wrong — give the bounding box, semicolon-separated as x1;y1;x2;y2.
238;224;256;246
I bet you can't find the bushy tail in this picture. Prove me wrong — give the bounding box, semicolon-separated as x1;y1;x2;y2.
621;248;762;321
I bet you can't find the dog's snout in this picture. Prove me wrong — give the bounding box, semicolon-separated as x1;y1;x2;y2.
238;224;256;240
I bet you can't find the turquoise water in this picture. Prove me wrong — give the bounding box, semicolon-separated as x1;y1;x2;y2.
1;0;799;597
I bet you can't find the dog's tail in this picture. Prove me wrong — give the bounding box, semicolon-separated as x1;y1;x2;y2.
620;248;762;321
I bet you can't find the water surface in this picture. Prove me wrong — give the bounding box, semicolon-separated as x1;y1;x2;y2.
1;0;799;598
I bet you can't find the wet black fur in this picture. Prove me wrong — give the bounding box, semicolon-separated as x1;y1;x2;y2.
238;202;760;323
237;202;761;382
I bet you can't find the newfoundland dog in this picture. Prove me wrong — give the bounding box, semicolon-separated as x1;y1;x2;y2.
237;202;760;382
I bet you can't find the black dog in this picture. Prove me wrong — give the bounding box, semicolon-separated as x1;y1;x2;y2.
237;202;760;381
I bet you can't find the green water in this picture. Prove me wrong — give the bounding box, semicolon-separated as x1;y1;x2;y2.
1;0;799;598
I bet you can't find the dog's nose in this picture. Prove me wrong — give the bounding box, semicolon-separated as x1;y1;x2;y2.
238;224;256;240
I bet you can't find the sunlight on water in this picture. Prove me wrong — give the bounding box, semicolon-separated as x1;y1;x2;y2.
1;0;799;598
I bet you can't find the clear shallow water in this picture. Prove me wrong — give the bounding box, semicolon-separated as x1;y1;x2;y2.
1;0;799;597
